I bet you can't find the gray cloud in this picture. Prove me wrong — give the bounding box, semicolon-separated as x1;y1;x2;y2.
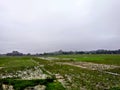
0;0;120;53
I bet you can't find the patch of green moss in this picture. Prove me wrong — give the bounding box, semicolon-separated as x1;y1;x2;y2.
46;81;65;90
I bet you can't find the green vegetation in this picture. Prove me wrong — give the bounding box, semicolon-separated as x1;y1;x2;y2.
0;78;65;90
46;81;65;90
0;55;120;90
0;56;65;90
0;78;54;90
34;56;120;90
106;68;120;74
0;56;37;73
51;54;120;65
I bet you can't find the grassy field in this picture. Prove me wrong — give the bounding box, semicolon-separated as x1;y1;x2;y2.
0;54;120;90
0;56;37;73
50;54;120;65
34;56;120;90
0;56;65;90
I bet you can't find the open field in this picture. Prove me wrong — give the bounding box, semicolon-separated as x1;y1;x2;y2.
0;56;37;73
0;54;120;90
0;56;65;90
48;54;120;65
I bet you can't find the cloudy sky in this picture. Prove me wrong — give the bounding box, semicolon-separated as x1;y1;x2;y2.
0;0;120;54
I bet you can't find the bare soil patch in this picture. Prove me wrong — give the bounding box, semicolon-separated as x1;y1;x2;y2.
60;62;119;70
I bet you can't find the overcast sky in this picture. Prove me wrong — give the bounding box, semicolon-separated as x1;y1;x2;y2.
0;0;120;54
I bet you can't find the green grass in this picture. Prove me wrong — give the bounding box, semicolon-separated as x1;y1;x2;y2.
0;78;54;90
46;81;65;90
34;57;120;90
0;55;120;90
0;56;37;73
0;56;65;90
51;54;120;65
44;64;120;89
106;68;120;74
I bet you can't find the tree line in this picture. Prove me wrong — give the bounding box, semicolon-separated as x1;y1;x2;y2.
0;49;120;56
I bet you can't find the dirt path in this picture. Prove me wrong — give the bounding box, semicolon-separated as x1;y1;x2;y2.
60;62;119;70
38;57;72;61
57;62;120;76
